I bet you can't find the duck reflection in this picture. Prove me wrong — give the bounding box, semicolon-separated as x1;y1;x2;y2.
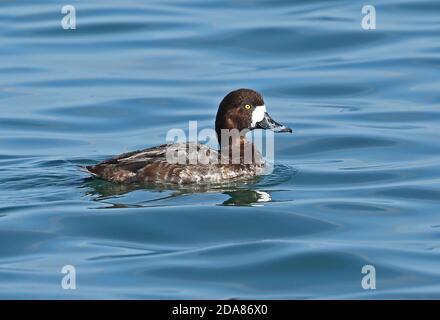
82;177;272;207
221;190;271;206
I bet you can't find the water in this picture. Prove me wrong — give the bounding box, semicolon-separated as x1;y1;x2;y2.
0;0;439;299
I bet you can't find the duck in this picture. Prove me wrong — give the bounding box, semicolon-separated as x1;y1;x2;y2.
85;89;292;184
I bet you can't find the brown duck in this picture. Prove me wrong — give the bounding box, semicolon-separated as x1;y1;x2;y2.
85;89;292;184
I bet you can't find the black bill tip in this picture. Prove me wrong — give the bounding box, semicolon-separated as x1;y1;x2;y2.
275;126;293;133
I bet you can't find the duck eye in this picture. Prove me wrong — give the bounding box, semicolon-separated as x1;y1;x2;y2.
244;104;252;110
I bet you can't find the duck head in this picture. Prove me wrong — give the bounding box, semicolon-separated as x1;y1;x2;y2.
215;88;292;144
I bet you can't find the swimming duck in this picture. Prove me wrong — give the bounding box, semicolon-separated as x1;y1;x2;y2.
85;89;292;184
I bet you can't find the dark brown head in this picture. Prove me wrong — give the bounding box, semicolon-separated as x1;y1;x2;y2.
215;88;292;144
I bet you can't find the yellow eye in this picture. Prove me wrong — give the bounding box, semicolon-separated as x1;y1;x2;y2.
244;104;252;110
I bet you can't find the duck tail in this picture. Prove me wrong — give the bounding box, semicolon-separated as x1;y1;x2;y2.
78;165;98;177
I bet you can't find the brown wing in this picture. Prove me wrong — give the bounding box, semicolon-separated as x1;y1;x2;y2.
85;143;222;184
86;144;171;183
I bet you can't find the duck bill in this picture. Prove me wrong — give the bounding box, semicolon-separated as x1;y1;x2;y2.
256;112;292;133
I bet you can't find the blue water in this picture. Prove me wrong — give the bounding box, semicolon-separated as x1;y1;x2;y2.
1;0;440;299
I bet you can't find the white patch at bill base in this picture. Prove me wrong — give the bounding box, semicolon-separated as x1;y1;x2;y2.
251;105;266;127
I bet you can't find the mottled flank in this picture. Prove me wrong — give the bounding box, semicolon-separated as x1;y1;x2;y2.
86;142;265;184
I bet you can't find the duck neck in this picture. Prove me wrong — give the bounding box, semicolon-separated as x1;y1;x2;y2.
217;132;260;165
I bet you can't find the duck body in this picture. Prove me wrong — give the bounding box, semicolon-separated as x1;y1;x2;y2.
86;142;265;184
85;89;292;185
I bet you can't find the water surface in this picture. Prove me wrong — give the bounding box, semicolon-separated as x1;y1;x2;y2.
1;0;440;299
